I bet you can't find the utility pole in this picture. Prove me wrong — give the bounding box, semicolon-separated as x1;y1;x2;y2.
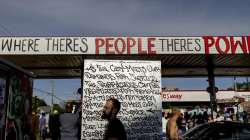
51;80;55;112
234;76;237;91
247;77;249;91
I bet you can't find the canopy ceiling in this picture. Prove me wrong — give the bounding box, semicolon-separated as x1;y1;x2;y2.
0;54;250;78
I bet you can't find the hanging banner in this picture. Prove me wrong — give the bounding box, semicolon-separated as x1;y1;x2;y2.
81;60;162;139
1;36;250;55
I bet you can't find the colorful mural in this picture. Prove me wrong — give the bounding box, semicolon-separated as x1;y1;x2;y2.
0;77;6;140
5;75;33;140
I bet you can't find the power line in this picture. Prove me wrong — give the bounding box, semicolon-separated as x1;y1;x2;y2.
0;23;13;36
33;88;65;102
0;26;8;35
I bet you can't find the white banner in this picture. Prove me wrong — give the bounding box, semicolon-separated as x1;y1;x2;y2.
81;60;162;140
1;36;250;55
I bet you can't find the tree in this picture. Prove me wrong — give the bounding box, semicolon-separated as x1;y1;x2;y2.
227;82;250;91
52;104;64;113
32;96;47;112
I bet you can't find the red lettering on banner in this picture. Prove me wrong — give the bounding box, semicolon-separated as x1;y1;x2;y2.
203;36;215;54
147;38;156;54
247;36;250;53
96;37;156;54
215;37;230;54
106;38;114;54
127;38;136;54
95;38;105;54
203;36;250;54
114;38;126;54
138;38;147;54
230;37;247;54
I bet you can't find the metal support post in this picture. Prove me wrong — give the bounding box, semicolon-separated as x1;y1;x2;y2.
206;56;217;119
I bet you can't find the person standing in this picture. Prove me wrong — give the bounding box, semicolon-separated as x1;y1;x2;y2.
166;108;181;140
243;111;248;123
101;98;127;140
60;103;80;140
39;112;47;140
49;110;61;140
162;112;168;138
31;112;39;140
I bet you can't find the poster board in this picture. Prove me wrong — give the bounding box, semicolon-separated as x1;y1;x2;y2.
81;60;162;139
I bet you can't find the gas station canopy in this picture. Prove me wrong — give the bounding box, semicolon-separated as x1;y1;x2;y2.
0;36;250;78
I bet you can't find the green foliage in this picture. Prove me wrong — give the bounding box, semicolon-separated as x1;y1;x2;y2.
236;82;250;91
52;104;64;113
162;102;171;109
32;96;47;112
228;82;250;91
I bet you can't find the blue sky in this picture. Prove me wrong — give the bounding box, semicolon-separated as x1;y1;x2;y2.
1;0;250;36
1;0;250;105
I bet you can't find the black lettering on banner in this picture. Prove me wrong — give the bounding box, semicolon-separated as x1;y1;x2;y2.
174;39;181;51
1;38;40;52
59;38;65;52
45;37;88;53
195;38;202;51
80;38;88;53
33;39;40;52
73;38;79;52
180;39;186;51
187;38;193;52
14;40;21;51
159;38;167;51
81;60;161;139
1;39;12;51
46;38;52;51
65;38;73;52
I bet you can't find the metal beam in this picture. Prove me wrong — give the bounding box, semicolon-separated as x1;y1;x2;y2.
206;55;217;119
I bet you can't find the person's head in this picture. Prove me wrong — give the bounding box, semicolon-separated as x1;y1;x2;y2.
101;98;121;120
32;111;36;116
167;112;171;117
41;112;45;117
181;120;186;127
180;113;184;118
172;108;181;119
65;103;72;113
208;115;212;120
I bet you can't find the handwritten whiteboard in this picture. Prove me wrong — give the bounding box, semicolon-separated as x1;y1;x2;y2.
81;60;162;140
